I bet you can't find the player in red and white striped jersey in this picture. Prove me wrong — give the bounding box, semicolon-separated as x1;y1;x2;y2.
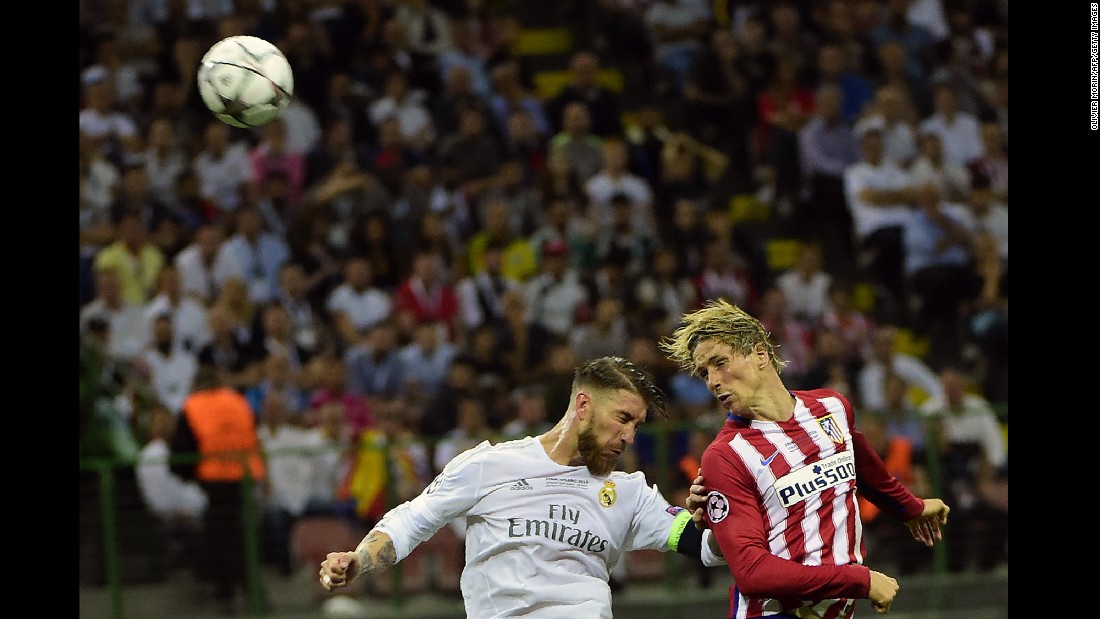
663;299;949;619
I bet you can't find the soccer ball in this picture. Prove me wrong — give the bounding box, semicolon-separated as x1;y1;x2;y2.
197;35;294;128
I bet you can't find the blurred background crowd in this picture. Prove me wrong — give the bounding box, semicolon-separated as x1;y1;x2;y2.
79;0;1008;608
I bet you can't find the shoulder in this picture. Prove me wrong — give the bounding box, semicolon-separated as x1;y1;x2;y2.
327;285;351;300
962;394;996;415
606;470;667;502
918;396;945;417
607;469;649;486
700;431;748;470
442;438;528;476
174;246;198;263
139;439;169;459
894;353;933;373
795;388;854;412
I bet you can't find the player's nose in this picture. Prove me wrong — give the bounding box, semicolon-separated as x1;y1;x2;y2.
620;426;636;444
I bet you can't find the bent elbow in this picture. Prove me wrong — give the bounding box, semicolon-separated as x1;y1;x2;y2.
732;571;773;598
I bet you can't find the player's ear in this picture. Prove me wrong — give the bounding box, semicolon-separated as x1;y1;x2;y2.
753;343;769;369
574;390;591;420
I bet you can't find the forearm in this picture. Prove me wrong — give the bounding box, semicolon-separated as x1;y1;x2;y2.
706;529;721;556
700;529;726;567
353;529;399;577
730;547;870;599
853;431;924;520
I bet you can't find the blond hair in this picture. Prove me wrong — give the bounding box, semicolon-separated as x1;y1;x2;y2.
659;298;788;375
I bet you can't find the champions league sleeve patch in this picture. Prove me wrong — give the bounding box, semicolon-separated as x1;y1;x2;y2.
706;491;729;524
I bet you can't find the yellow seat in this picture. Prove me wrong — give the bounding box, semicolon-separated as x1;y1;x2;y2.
534;68;625;100
728;194;771;225
893;327;930;359
765;238;802;272
851;282;876;314
514;28;574;56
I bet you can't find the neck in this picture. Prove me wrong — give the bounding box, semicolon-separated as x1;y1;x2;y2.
738;380;796;423
538;417;581;466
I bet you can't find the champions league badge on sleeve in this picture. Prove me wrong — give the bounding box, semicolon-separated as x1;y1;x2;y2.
706;491;729;523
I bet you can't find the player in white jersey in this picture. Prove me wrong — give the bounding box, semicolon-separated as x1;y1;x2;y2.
663;299;951;619
318;356;725;618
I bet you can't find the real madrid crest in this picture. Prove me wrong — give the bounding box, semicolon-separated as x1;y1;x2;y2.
598;480;617;508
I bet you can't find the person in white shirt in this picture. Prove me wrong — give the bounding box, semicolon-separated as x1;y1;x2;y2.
854;85;919;168
843;127;916;325
857;325;944;412
191;120;255;215
919;368;1005;473
318;357;726;618
142;117;189;205
584;138;657;238
773;242;833;328
958;174;1008;264
918;367;1007;572
79;78;141;165
80;267;151;363
522;240;591;338
907;131;971;202
367;71;437;151
918;83;983;167
143;264;212;355
140;314;199;415
221;206;292;305
174;223;246;306
258;393;326;575
326;256;394;347
136;407;209;524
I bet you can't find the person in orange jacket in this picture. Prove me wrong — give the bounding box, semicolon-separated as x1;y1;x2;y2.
172;364;266;614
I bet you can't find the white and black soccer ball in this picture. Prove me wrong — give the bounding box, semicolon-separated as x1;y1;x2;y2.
197;35;294;128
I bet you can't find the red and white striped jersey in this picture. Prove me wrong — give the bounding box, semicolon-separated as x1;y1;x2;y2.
701;389;925;619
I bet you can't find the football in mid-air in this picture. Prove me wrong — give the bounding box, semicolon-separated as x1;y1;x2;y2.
197;35;293;128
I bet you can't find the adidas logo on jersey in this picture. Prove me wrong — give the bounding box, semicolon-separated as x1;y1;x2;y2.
509;479;534;491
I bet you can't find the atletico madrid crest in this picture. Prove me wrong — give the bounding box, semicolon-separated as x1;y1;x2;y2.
817;414;845;444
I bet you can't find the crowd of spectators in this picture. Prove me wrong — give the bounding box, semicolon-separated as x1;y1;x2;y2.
80;0;1008;583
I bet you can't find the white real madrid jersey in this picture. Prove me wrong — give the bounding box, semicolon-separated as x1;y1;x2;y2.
374;436;686;619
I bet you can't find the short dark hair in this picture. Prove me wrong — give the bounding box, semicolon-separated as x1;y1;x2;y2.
572;356;666;419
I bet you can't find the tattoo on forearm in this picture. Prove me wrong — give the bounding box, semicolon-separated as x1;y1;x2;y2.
357;532;398;575
377;542;397;569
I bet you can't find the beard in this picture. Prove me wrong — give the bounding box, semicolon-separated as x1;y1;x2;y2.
577;422;618;477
